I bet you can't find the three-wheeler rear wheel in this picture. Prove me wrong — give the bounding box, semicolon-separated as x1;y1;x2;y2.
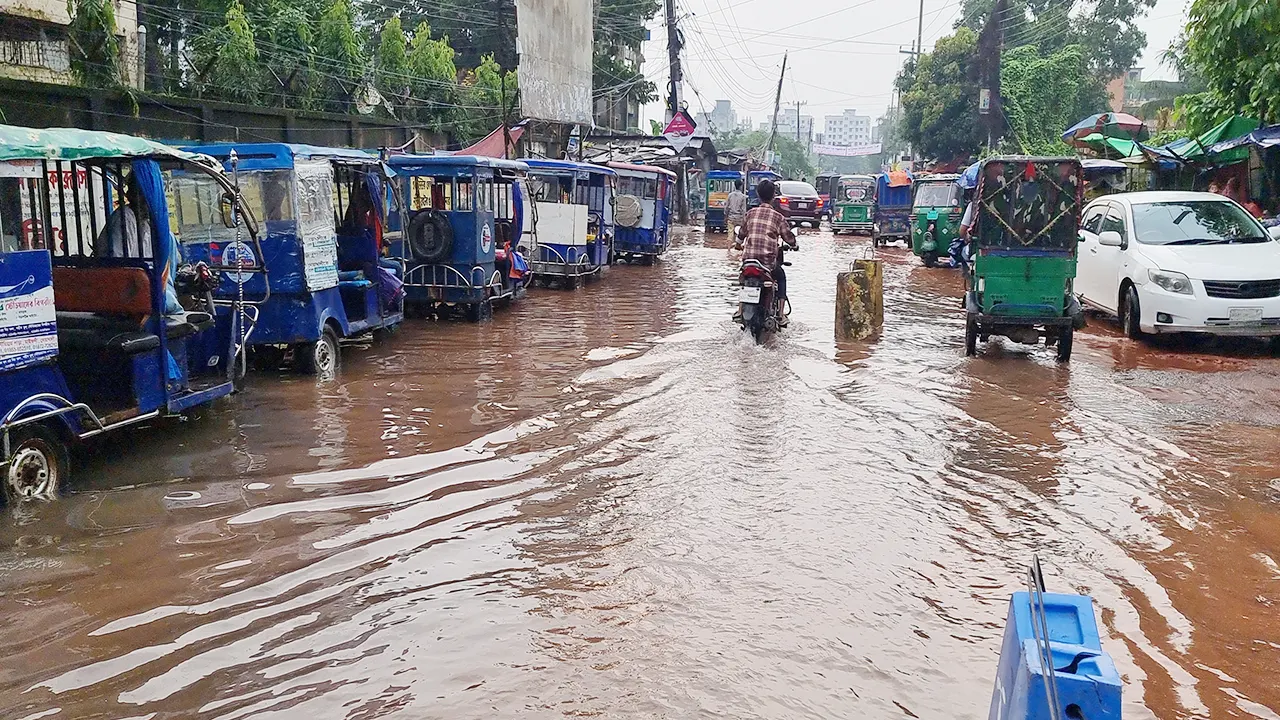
1055;326;1074;363
296;326;341;378
3;424;68;504
964;313;978;356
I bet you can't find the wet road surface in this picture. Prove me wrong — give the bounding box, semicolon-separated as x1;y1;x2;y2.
2;226;1279;719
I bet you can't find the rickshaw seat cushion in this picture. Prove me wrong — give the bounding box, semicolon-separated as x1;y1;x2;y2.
58;327;160;355
53;266;152;318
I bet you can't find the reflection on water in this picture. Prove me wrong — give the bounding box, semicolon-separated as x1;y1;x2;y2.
1;227;1279;719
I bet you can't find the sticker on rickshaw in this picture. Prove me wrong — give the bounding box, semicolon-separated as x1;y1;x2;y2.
481;223;493;254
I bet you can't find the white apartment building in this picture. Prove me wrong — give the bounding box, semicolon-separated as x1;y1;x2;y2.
758;112;814;140
695;99;736;134
823;109;873;147
0;0;141;87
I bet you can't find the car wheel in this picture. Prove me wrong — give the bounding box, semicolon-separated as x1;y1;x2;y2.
1122;285;1143;339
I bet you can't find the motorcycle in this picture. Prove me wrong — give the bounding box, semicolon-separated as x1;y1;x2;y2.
735;246;794;343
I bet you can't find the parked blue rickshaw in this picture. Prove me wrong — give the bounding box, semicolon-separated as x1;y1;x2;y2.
0;125;263;500
386;154;529;319
185;143;404;377
608;162;676;264
524;159;615;288
872;169;914;247
747;169;782;207
703;169;743;233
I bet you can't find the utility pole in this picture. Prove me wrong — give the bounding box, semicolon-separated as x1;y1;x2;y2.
498;0;512;158
665;0;688;222
767;51;788;158
977;0;1007;150
664;0;682;123
915;0;925;67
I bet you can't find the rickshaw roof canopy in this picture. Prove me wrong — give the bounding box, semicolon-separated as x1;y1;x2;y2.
839;174;876;182
387;154;529;172
607;162;677;179
0;124;202;163
915;173;960;182
707;170;744;179
879;170;913;188
190;142;382;170
525;158;616;176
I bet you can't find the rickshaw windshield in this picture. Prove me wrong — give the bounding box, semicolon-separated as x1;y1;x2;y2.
403;174;472;212
528;174;575;203
574;179;610;212
169;168;288;246
618;176;656;199
913;182;961;208
708;178;737;194
837;179;873;202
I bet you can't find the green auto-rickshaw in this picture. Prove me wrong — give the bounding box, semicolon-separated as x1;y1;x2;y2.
964;157;1086;362
829;174;876;234
910;173;963;267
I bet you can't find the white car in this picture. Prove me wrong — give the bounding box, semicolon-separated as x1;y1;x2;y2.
1076;191;1280;338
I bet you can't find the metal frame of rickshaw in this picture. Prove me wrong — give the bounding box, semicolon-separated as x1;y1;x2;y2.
186;143;405;362
703;169;743;232
607;161;676;262
0;126;265;494
385;154;529;314
747;169;782;208
524;159;615;283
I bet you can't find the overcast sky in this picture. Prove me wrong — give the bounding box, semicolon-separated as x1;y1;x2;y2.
637;0;1190;133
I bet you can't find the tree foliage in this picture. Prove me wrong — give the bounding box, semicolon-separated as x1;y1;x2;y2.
900;29;982;162
192;0;259;103
594;0;660;123
713;129;815;180
67;0;121;86
1001;44;1105;154
958;0;1156;81
375;16;411;103
314;0;363;112
458;53;517;142
1179;0;1280;126
407;21;459;133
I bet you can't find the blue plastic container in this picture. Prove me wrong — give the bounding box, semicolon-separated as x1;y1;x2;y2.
989;591;1122;720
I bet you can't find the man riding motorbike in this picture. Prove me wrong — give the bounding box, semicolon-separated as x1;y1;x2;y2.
735;179;797;325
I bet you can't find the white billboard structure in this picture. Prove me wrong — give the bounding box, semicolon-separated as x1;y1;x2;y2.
516;0;594;125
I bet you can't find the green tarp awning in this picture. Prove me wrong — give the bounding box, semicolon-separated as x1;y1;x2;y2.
0;124;194;162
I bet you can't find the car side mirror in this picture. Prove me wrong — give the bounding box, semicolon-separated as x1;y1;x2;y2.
1268;226;1280;241
1098;230;1124;247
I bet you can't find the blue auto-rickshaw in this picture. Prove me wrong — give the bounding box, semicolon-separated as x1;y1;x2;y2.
703;169;743;233
184;143;404;377
524;159;616;288
386;154;529;320
872;169;914;247
747;169;782;207
0;125;263;500
608;162;676;265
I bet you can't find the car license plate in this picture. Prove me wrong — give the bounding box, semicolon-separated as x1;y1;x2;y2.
1229;307;1264;324
797;202;810;209
739;286;761;303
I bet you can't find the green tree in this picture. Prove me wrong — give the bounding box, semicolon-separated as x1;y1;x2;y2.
67;0;121;86
459;53;517;142
594;0;660;128
191;0;259;103
1001;44;1106;153
958;0;1156;81
261;7;317;108
900;29;983;162
1179;0;1280;126
714;129;814;179
314;0;365;112
407;21;459;131
376;16;411;106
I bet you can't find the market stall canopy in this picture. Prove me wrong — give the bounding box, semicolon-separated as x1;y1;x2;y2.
958;161;981;189
454;123;525;158
1062;112;1149;145
0;124;201;162
1208;123;1280;154
1161;115;1259;163
1078;133;1142;157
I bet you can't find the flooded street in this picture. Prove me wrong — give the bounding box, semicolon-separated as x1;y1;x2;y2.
2;226;1279;720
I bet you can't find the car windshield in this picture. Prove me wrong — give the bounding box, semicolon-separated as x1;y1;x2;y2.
778;181;816;197
914;183;960;208
1131;200;1269;245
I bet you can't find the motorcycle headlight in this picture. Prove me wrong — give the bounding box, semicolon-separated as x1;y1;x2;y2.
1148;269;1193;295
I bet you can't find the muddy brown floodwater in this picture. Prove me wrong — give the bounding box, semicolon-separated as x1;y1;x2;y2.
2;226;1280;720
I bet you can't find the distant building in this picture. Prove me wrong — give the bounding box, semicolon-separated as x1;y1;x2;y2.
737;116;754;132
823;109;873;147
695;99;736;135
1106;67;1143;113
594;46;644;131
1;0;142;87
759;107;814;140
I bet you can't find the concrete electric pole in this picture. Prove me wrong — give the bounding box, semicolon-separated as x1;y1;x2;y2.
664;0;689;222
767;52;788;158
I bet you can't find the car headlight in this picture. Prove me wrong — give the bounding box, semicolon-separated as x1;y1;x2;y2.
1148;269;1193;295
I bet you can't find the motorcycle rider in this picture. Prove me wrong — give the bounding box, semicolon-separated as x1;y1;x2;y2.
735;179;797;324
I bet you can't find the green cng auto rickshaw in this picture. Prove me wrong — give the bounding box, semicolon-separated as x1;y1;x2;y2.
964;157;1086;362
910;174;962;266
830;174;876;234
